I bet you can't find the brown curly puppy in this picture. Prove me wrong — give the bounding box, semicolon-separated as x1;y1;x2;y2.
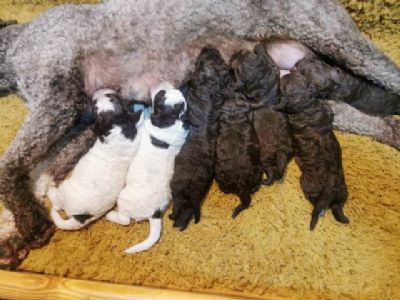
277;71;349;230
295;57;399;116
169;47;230;230
230;44;293;185
215;66;262;218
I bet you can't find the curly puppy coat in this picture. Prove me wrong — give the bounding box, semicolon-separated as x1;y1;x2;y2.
106;83;188;253
294;57;400;116
263;37;400;117
47;89;144;230
230;44;293;185
262;37;400;149
169;47;231;230
215;70;263;218
1;0;400;267
278;72;349;230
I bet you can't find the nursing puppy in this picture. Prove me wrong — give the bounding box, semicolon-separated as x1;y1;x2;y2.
106;83;188;253
278;72;349;230
230;44;293;185
47;89;144;230
2;1;400;268
294;56;399;116
215;73;263;218
263;36;399;116
169;48;230;230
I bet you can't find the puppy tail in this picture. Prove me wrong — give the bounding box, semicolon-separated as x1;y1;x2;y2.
47;188;90;230
124;217;162;254
50;208;87;230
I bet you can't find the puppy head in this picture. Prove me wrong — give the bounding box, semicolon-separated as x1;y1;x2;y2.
93;89;124;120
150;88;187;128
275;72;316;114
192;47;231;90
92;89;135;140
230;46;279;105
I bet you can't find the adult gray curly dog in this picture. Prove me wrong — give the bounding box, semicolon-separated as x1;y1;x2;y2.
0;0;399;268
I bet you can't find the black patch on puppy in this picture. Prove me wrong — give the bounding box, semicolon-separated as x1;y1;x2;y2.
152;209;163;219
73;214;93;224
151;91;185;128
150;136;169;149
119;111;142;140
93;92;142;142
279;71;349;230
170;47;231;230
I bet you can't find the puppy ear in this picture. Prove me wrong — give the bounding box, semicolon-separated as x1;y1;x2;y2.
152;90;166;115
104;93;124;114
154;90;166;105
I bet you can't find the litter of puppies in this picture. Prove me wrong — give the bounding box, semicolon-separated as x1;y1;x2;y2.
45;37;400;253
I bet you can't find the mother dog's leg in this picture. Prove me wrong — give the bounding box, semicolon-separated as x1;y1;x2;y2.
327;101;400;149
0;70;85;268
257;0;400;94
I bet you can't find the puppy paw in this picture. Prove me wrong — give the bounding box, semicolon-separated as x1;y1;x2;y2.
106;211;131;225
170;205;199;231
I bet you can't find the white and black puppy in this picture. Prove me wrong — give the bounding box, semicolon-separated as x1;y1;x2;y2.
106;82;188;254
47;89;144;230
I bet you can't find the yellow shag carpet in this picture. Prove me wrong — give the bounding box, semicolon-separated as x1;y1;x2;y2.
0;1;399;299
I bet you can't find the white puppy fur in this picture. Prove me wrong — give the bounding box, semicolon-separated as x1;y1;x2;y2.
47;89;144;230
106;83;188;254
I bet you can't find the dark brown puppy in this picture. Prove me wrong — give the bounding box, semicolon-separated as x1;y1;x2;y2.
169;47;230;230
295;57;399;116
277;71;349;230
230;44;293;185
215;65;262;218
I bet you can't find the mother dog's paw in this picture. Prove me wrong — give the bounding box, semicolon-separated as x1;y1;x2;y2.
0;235;29;270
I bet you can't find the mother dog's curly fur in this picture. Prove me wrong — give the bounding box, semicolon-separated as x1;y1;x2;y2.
0;0;399;268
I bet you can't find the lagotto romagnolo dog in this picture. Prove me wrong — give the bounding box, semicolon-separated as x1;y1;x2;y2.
277;72;349;230
47;89;144;230
169;47;230;230
230;44;294;185
1;0;400;267
106;82;188;253
263;36;399;116
215;69;263;218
